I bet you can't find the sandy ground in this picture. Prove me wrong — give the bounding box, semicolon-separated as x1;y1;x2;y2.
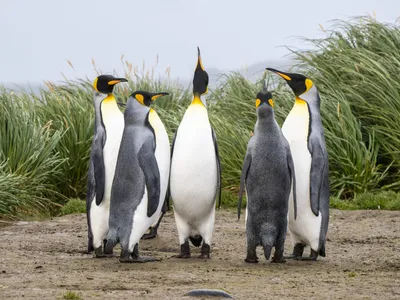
0;209;399;300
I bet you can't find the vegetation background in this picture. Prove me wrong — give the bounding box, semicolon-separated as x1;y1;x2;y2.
1;17;399;219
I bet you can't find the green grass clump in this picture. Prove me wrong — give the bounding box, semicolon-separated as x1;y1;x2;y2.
330;191;400;210
60;198;86;215
294;16;400;197
0;89;65;219
62;291;82;300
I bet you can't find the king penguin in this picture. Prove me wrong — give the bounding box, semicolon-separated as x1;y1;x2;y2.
86;75;127;257
266;68;330;260
238;88;295;263
169;47;221;259
105;90;170;263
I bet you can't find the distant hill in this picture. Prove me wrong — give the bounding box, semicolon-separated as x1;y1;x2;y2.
1;59;293;94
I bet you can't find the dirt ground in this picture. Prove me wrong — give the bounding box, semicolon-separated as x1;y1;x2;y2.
0;209;399;300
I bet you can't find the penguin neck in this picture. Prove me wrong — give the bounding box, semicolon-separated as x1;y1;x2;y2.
294;96;322;127
124;98;150;125
255;112;279;134
101;94;122;125
191;94;206;107
288;97;309;118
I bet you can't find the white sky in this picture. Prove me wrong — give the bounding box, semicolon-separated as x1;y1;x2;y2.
0;0;398;84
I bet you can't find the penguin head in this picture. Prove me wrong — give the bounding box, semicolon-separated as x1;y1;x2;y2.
93;75;128;94
255;89;274;119
193;47;209;97
266;68;315;99
255;90;274;109
130;91;169;107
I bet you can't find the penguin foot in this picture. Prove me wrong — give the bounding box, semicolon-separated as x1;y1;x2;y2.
271;257;286;263
296;250;318;261
295;256;318;261
198;243;211;259
119;247;160;263
141;227;158;240
244;257;259;263
94;246;114;258
175;241;191;258
285;243;306;260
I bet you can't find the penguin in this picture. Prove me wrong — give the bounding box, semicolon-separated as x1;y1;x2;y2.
169;47;221;259
237;88;296;263
105;90;169;263
86;75;127;257
266;68;330;260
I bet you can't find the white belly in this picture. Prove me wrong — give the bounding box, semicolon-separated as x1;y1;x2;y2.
170;104;218;222
128;109;170;249
283;101;321;250
90;98;124;248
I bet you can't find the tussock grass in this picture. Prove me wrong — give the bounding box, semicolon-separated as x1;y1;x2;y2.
1;16;399;218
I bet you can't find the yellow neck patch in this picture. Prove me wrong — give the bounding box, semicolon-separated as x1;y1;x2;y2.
295;97;307;105
103;94;114;103
191;96;204;106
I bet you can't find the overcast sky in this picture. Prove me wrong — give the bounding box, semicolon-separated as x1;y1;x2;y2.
1;0;398;84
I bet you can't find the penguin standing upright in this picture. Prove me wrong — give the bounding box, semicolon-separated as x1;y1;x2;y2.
86;75;127;257
266;68;330;260
170;48;221;259
105;91;170;263
238;89;295;263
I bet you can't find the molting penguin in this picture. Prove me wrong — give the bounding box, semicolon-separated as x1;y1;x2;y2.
266;68;330;260
170;47;221;259
105;91;169;263
238;89;295;263
86;75;127;257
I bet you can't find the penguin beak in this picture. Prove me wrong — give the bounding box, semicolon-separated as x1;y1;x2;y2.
196;47;205;71
266;68;292;81
108;78;128;85
150;92;169;101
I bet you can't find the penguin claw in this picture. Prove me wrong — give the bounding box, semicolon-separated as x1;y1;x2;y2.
244;257;259;263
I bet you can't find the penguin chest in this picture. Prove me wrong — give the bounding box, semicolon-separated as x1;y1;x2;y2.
170;104;218;216
101;100;124;207
282;100;321;248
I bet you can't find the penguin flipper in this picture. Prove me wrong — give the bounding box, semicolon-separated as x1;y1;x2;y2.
309;139;328;217
287;149;297;220
238;152;251;220
212;129;222;209
93;129;106;205
138;140;161;218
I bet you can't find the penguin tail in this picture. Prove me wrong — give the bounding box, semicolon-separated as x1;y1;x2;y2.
319;244;326;257
189;235;203;247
